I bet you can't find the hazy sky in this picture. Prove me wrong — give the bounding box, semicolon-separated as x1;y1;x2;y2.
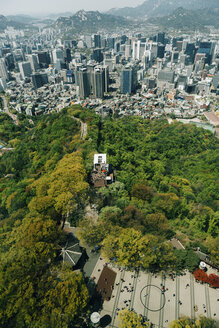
1;0;144;15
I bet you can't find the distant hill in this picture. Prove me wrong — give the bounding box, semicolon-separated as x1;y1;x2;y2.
6;14;37;24
53;10;130;33
107;0;219;18
0;15;27;31
148;7;219;30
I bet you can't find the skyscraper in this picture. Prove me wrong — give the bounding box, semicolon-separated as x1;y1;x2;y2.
0;58;9;80
18;61;32;80
157;32;165;44
198;41;213;65
78;68;90;99
92;49;103;63
64;48;71;63
121;66;137;94
93;68;104;98
26;54;39;72
157;44;165;59
52;48;64;64
93;34;101;48
37;51;51;68
31;73;48;89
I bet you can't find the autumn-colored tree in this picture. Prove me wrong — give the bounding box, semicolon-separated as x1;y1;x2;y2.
131;183;154;201
102;228;175;270
144;212;169;234
193;269;209;283
119;309;150;328
120;205;145;230
29;151;89;221
208;274;219;288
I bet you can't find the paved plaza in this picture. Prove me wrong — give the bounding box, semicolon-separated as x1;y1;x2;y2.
91;257;219;328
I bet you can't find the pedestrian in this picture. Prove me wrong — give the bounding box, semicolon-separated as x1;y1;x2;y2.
173;294;175;297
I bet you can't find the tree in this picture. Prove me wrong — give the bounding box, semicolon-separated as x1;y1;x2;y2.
119;309;150;328
120;205;145;230
99;206;122;225
143;213;169;234
173;249;199;273
184;250;200;273
131;183;154;201
204;236;219;266
102;228;175;270
0;217;89;328
152;193;181;219
170;315;218;328
76;218;114;247
47;151;88;217
207;274;219;288
193;269;209;283
29;151;89;221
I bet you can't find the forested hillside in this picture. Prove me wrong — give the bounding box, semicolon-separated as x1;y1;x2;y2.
0;107;218;327
0;108;98;328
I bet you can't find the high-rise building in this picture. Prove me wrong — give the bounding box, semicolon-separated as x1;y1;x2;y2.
92;49;103;63
5;53;15;70
171;51;179;63
0;58;9;80
85;35;92;48
94;34;101;48
78;68;90;99
106;37;115;49
185;43;196;64
31;73;48;89
0;78;7;91
125;45;131;59
52;48;64;63
37;51;51;68
64;48;71;63
197;41;213;65
18;61;32;80
114;42;120;53
93;68;104;98
121;66;137;94
26;54;39;72
157;44;165;59
157;32;165;44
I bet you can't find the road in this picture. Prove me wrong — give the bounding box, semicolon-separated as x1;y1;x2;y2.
1;96;19;125
71;116;87;140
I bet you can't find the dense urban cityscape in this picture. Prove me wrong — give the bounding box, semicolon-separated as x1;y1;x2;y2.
0;1;218;327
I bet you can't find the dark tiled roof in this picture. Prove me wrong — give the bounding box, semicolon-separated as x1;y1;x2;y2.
97;266;117;300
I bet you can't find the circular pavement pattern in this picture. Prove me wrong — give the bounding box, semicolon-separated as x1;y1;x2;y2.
140;285;166;312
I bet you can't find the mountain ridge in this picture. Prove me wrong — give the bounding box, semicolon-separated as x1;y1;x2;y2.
107;0;219;18
53;10;131;33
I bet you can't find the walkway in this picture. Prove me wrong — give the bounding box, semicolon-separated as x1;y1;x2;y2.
91;258;219;328
71;115;87;140
1;96;19;125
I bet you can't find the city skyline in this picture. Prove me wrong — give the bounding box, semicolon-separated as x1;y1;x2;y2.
0;0;144;16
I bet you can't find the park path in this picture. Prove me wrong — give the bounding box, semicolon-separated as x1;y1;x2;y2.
71;115;87;140
1;96;19;125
